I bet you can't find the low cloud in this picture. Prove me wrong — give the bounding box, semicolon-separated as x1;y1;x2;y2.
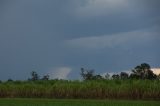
152;68;160;75
66;28;159;50
48;67;72;79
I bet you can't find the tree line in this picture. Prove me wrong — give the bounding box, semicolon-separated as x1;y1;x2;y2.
81;63;160;80
1;63;160;82
27;63;160;81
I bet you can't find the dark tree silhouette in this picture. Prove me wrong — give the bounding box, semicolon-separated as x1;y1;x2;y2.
42;74;49;80
120;72;129;79
93;75;103;80
157;74;160;80
130;63;157;80
112;74;120;79
29;71;39;81
7;78;13;82
129;73;139;79
80;68;95;80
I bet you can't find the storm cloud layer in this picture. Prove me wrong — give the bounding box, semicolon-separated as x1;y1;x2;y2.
0;0;160;80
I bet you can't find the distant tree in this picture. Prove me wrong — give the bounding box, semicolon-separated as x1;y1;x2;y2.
129;73;139;79
80;68;95;80
147;69;157;80
120;72;129;79
112;74;120;79
0;80;2;83
93;74;103;80
41;74;49;80
105;73;110;79
29;71;39;81
7;78;13;82
157;74;160;80
131;63;157;80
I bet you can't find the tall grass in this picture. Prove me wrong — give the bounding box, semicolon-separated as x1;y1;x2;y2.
0;80;160;100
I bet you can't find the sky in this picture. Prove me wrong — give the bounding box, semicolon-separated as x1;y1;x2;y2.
0;0;160;80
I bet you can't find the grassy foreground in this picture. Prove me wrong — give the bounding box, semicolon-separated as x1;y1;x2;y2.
0;99;160;106
0;80;160;99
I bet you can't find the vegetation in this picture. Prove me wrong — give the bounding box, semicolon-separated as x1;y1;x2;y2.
0;63;159;100
80;63;158;80
0;79;160;99
0;99;160;106
28;71;40;81
130;63;157;80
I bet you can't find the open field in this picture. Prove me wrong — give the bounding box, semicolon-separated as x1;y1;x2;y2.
0;99;160;106
0;80;160;99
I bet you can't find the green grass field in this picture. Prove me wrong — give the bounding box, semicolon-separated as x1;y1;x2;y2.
0;80;160;99
0;99;160;106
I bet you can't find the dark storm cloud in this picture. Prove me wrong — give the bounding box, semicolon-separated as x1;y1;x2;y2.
0;0;159;80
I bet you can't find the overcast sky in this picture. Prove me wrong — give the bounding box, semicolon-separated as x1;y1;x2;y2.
0;0;160;80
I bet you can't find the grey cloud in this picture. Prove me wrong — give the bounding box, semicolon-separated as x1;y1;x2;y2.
66;28;160;49
0;0;159;80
